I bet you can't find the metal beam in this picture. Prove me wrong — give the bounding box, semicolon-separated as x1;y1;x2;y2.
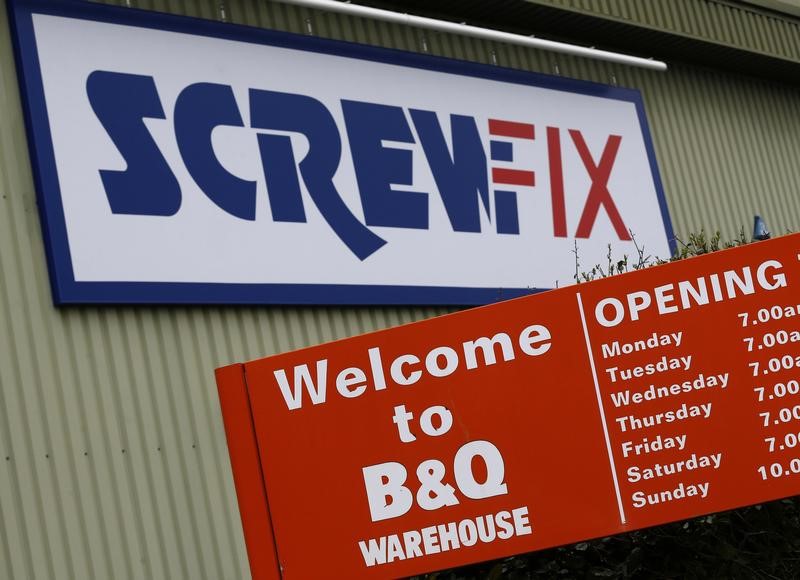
272;0;668;71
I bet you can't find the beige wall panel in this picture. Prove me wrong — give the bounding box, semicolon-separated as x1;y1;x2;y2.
0;0;799;578
527;0;800;62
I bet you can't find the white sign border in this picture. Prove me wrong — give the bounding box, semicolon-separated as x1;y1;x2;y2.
8;0;676;305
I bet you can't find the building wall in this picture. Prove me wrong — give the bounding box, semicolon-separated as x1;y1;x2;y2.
0;1;798;578
528;0;800;62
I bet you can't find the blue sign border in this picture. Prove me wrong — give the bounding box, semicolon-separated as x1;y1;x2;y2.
7;0;676;306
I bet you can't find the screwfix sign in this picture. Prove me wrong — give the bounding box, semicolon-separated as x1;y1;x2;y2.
218;234;800;578
10;0;673;304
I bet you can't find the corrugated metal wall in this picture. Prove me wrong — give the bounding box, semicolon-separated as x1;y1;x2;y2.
527;0;800;62
1;1;799;578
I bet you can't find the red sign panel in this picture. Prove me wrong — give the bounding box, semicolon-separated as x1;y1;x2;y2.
217;233;800;579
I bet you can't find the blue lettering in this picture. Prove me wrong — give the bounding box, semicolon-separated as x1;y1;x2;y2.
174;82;256;220
87;73;518;258
87;71;181;216
410;110;489;233
342;100;427;229
258;133;306;223
250;89;386;260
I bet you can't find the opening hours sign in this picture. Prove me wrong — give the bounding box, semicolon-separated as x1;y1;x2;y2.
216;233;800;579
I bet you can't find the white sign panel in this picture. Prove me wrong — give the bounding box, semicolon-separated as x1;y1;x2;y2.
10;0;674;304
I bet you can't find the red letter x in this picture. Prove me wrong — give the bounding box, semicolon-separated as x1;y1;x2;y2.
570;130;631;240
